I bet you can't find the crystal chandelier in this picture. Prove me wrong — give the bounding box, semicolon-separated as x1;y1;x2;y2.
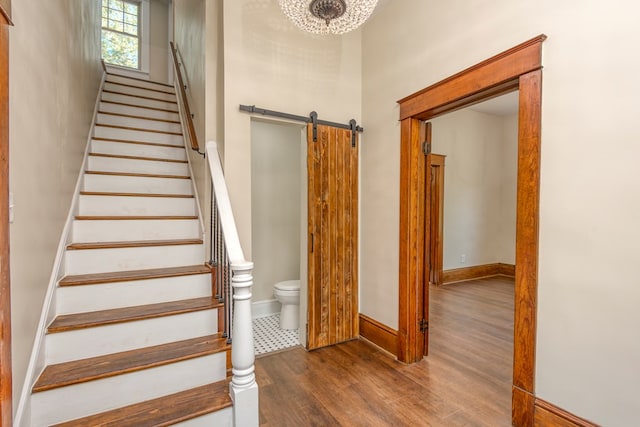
279;0;378;35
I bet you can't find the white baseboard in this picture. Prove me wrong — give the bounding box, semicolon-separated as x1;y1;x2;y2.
252;299;280;319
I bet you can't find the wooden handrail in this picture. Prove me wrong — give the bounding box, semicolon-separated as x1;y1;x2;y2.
169;41;199;152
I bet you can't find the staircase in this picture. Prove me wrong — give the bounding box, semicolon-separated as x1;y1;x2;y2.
20;73;234;426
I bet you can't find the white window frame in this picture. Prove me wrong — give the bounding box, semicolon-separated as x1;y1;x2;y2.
102;0;150;77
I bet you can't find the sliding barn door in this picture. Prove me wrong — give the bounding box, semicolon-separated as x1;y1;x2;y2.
307;123;358;350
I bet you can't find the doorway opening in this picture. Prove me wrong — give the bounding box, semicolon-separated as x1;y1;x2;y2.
250;118;306;356
427;92;519;421
397;35;545;425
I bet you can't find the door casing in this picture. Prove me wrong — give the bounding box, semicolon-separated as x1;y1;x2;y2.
428;153;445;287
0;3;12;426
397;35;546;426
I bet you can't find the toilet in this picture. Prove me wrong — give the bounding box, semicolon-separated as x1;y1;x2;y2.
273;279;300;330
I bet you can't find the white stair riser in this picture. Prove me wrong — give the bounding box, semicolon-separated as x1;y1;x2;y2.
87;155;190;176
45;308;219;364
104;82;177;102
83;174;193;195
31;354;226;426
72;219;201;243
78;195;197;216
102;91;179;112
100;101;180;122
94;125;183;146
174;408;233;427
65;244;205;275
97;113;182;134
106;75;174;92
56;274;212;314
91;139;187;161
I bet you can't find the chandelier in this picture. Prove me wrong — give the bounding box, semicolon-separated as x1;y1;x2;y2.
278;0;378;35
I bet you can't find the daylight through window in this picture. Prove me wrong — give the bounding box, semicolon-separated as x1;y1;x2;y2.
101;0;140;69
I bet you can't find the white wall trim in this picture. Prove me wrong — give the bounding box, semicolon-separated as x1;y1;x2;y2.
252;299;280;319
14;69;108;427
140;0;150;74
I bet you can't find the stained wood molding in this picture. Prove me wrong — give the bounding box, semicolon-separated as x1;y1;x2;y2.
0;17;12;427
512;386;535;427
534;399;600;427
398;35;546;120
358;314;398;357
442;263;515;284
397;35;546;426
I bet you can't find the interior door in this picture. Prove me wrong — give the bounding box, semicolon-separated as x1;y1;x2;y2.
307;123;358;350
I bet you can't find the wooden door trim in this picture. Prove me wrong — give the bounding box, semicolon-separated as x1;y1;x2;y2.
0;7;12;426
429;154;445;286
397;35;545;426
398;35;546;121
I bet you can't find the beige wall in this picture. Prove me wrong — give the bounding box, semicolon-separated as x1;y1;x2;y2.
148;0;170;83
174;0;207;202
8;0;101;407
174;0;222;250
431;108;517;270
223;0;362;260
250;120;302;302
361;0;640;424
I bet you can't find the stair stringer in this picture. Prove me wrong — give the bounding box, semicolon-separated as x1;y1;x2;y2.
14;69;109;427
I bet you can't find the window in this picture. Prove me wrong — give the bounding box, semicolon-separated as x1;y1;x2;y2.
101;0;140;69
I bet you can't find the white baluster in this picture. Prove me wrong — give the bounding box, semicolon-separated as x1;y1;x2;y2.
229;261;258;427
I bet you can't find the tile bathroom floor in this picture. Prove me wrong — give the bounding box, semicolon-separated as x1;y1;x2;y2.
253;314;300;355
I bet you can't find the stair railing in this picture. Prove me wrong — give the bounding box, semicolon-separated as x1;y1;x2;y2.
206;140;259;426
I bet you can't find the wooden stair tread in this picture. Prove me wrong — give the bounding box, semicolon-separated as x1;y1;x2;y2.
33;334;228;392
98;100;180;115
75;215;198;220
85;170;190;180
106;73;174;88
48;297;221;333
92;136;184;148
80;191;194;198
99;110;180;124
105;81;176;96
95;123;182;136
52;381;231;427
102;89;178;104
66;238;203;250
59;264;211;287
89;152;188;163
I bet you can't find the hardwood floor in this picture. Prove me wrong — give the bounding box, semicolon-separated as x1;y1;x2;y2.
255;276;514;426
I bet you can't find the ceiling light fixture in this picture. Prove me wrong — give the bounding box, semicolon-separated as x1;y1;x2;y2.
279;0;378;35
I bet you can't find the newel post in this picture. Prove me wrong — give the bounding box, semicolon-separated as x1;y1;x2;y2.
229;261;258;427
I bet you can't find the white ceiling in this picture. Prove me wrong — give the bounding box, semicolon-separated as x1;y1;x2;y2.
468;91;519;116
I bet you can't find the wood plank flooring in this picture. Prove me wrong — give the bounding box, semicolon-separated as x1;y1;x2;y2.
255;276;514;426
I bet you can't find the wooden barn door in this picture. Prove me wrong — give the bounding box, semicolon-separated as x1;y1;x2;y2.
307;123;358;350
